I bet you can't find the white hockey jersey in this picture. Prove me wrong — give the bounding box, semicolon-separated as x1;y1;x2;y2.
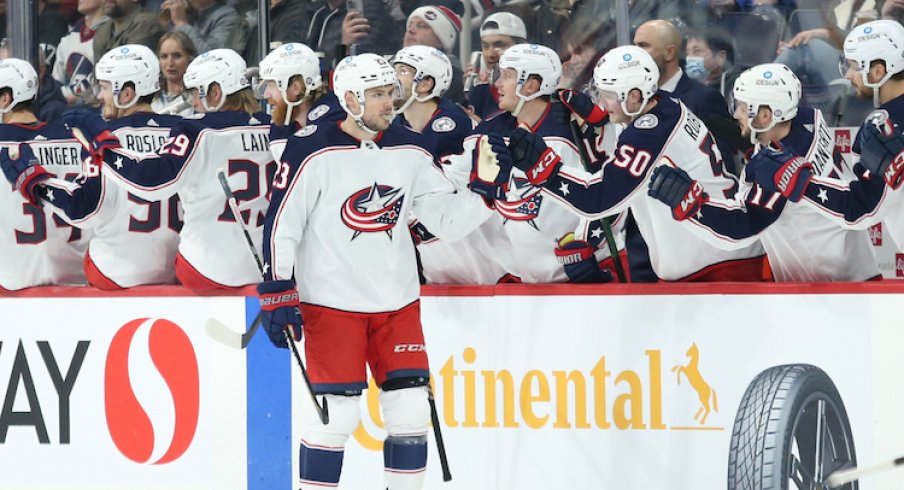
674;107;878;282
52;17;108;103
39;113;183;287
99;111;274;287
535;94;765;281
0;121;89;290
264;122;489;312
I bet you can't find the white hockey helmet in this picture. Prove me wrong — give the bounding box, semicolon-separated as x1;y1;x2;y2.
497;43;562;116
95;44;161;110
333;53;399;132
733;63;801;144
593;45;659;118
391;45;453;113
843;20;904;106
259;43;323;104
183;49;249;112
0;58;37;114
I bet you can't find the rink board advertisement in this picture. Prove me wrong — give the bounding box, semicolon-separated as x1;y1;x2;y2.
0;290;901;489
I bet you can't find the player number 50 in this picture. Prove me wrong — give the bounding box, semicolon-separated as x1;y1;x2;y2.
613;145;652;177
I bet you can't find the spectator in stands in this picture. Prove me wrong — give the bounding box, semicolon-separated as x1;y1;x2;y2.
38;0;71;50
53;0;110;106
685;27;733;93
160;0;248;53
467;12;527;119
630;18;740;282
152;30;197;116
773;0;879;120
308;0;399;67
243;0;316;66
401;5;465;103
93;0;165;63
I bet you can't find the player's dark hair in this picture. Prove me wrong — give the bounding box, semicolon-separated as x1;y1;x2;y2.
0;87;36;114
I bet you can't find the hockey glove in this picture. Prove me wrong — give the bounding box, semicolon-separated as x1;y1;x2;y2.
0;144;50;204
256;280;303;349
509;128;562;185
63;110;121;158
648;166;708;221
859;116;904;189
62;109;107;143
747;146;813;202
555;233;613;283
555;89;610;126
468;134;511;203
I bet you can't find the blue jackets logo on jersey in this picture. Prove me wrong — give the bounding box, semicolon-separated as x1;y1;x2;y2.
341;183;405;239
496;179;543;230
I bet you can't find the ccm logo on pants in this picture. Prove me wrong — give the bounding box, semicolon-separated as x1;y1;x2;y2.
394;344;426;353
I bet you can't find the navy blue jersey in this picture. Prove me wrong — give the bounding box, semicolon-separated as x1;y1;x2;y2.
393;99;473;163
467;83;501;120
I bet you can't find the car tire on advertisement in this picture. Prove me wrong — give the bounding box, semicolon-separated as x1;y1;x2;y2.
727;364;857;490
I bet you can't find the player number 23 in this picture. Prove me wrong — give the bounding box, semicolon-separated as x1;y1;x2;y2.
272;162;291;190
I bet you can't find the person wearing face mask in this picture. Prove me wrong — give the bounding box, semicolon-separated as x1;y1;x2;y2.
684;29;733;92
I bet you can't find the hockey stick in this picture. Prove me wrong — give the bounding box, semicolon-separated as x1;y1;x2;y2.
214;168;329;424
566;117;627;283
427;384;452;482
824;455;904;488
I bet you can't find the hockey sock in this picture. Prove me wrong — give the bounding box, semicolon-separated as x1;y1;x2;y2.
383;434;428;490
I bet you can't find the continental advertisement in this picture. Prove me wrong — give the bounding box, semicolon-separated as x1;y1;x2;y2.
1;290;903;489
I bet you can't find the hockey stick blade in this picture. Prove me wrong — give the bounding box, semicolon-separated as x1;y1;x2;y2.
825;455;904;488
205;312;262;349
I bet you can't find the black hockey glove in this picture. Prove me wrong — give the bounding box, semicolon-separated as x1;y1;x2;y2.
859;115;904;189
648;165;708;221
256;279;303;349
509;128;561;185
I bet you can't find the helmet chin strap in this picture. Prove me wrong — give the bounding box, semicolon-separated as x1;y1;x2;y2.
112;87;139;110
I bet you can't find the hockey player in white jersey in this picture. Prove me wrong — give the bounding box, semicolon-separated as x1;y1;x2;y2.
456;43;621;283
0;58;88;290
258;42;344;163
489;45;766;281
1;45;183;289
258;53;488;489
748;20;904;250
647;63;879;281
390;44;507;284
67;49;274;290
